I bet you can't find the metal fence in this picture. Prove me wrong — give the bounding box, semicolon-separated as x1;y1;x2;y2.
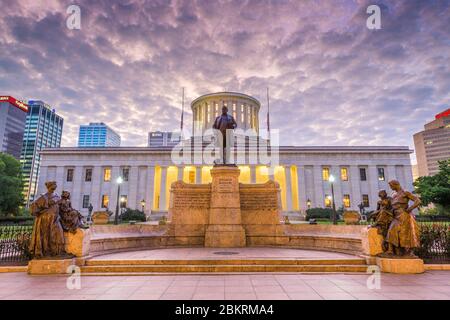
416;221;450;263
0;225;33;264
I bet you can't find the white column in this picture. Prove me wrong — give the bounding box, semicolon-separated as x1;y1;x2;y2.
250;166;256;183
284;166;292;212
128;166;139;210
386;165;396;183
313;165;323;207
110;166;121;213
37;165;48;196
55;167;64;193
159;166;167;211
91;166;102;212
145;166;155;213
331;165;343;209
72;166;83;210
196;166;202;184
297;165;307;212
403;165;414;192
350;166;362;209
177;166;183;181
367;165;379;210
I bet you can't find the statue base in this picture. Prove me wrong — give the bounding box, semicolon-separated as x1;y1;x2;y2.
361;227;384;256
64;228;91;257
205;225;246;248
376;257;425;274
28;258;75;275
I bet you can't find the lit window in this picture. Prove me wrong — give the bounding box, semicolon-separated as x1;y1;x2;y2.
324;195;332;208
66;168;74;182
425;141;433;145
362;194;370;207
341;168;348;181
189;170;195;184
378;168;385;181
103;168;111;182
322;167;330;181
343;194;351;208
120;195;128;208
101;195;109;208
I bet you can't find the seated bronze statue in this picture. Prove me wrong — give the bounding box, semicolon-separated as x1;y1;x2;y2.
59;191;89;233
369;190;394;250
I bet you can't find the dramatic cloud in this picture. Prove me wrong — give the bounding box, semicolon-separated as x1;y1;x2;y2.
0;0;449;163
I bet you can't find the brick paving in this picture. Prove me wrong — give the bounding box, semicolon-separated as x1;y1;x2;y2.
0;271;449;300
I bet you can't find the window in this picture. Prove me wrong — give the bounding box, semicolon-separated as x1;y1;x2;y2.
378;168;385;181
66;168;74;182
362;194;370;207
101;195;109;208
324;195;332;208
189;170;195;184
343;194;351;208
360;168;367;181
85;168;92;182
322;167;330;181
120;195;128;208
82;195;90;208
341;167;348;181
122;168;130;182
103;168;111;182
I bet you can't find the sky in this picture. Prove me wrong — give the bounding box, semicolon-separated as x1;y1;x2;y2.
0;0;449;162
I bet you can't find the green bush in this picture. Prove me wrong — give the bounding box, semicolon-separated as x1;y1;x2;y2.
415;223;450;260
305;208;333;221
120;208;146;222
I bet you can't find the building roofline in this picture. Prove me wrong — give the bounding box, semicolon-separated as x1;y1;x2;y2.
191;92;261;109
40;145;413;155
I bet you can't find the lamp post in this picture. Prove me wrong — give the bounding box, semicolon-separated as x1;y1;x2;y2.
329;175;337;225
140;199;146;213
114;176;123;225
306;198;311;210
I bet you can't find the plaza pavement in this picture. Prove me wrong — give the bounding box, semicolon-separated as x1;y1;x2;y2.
0;271;449;300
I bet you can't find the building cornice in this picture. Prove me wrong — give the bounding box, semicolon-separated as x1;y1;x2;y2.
191;92;261;109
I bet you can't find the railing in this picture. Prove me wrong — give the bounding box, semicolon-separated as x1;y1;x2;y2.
0;225;33;264
416;220;450;263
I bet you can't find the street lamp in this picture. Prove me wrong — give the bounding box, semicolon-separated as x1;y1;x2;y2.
140;199;146;212
329;175;337;225
306;199;311;210
114;176;123;225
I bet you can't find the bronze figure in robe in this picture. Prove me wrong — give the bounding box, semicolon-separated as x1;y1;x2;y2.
59;191;88;233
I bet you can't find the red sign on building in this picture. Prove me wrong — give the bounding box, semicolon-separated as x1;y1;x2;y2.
0;96;29;112
435;108;450;119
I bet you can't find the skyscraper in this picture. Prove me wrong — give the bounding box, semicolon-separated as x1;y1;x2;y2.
0;96;28;159
148;131;180;147
21;100;63;205
78;122;121;147
413;108;450;177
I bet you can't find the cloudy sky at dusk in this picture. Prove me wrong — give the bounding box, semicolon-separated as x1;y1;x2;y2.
1;0;449;162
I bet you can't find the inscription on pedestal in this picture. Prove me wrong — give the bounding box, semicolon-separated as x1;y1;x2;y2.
216;178;234;192
240;192;278;210
173;192;210;209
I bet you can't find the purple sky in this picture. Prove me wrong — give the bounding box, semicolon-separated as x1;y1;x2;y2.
1;0;449;162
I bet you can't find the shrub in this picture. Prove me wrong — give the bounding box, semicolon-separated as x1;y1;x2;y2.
415;222;450;261
119;208;146;222
0;216;34;225
305;208;333;221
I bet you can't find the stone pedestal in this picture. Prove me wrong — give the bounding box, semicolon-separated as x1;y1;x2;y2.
376;257;425;274
204;166;246;247
28;258;74;275
64;228;91;257
361;227;384;256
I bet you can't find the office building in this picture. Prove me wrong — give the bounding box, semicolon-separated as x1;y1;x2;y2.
0;96;28;159
78;122;121;147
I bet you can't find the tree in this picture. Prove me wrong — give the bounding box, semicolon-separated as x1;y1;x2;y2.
414;160;450;214
0;153;24;216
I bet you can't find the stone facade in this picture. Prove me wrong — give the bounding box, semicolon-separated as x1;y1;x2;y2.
37;146;414;219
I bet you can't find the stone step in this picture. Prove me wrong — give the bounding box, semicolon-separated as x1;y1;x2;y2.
80;264;368;273
86;258;367;266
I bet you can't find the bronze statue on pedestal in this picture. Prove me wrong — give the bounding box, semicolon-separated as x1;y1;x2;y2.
212;105;237;165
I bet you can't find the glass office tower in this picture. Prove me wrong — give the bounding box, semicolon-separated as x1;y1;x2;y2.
78;122;121;147
20;100;63;205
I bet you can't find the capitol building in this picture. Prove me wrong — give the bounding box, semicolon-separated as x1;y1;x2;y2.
37;92;414;217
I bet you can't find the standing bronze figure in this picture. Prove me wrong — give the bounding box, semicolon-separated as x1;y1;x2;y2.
213;106;237;165
369;190;394;251
384;180;421;257
29;181;66;258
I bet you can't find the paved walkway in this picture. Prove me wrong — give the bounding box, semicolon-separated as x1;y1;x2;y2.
90;248;357;260
1;271;449;300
